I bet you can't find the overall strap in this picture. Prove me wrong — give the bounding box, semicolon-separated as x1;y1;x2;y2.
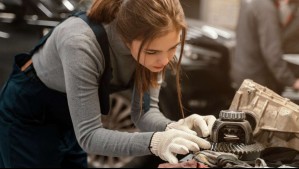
28;12;74;55
29;30;53;56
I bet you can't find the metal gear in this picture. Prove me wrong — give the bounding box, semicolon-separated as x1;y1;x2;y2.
210;142;265;161
219;110;246;121
209;110;266;161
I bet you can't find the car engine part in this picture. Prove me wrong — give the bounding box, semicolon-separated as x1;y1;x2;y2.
193;150;252;168
229;79;299;152
209;110;265;161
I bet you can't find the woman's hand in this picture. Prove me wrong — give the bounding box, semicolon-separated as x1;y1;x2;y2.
150;129;211;164
165;114;216;137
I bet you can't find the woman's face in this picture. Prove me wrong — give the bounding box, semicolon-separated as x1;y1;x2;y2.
128;30;181;72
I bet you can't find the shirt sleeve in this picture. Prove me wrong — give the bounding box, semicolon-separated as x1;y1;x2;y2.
131;73;172;132
57;34;154;156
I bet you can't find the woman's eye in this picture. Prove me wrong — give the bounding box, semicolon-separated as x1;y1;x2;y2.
145;51;157;55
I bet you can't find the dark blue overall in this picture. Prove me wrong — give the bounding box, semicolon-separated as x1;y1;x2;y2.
0;12;117;168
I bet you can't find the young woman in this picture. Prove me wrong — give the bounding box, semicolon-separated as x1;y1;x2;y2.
0;0;216;167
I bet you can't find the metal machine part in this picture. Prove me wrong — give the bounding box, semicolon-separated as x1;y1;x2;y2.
193;150;252;168
209;110;265;161
230;79;299;152
210;142;265;162
211;110;253;145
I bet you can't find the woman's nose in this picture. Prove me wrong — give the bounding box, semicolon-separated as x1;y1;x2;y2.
159;54;171;65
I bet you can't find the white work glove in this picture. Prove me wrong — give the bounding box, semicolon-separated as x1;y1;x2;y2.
166;114;216;137
150;129;211;164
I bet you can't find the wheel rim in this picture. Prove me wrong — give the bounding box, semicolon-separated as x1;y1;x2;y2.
88;93;138;168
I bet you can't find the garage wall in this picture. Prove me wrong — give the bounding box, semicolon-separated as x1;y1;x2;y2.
179;0;241;30
200;0;241;30
180;0;201;20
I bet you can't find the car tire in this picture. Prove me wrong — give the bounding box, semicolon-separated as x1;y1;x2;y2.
87;91;165;168
87;92;139;168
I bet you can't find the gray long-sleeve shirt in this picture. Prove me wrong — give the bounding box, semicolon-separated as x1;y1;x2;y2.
32;17;171;156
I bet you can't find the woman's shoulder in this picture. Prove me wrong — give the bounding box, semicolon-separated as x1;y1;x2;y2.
52;17;106;72
53;17;97;43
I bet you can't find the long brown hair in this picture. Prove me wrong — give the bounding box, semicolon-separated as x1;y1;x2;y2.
88;0;187;118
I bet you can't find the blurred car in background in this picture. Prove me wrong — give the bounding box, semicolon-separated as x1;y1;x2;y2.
0;0;236;167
